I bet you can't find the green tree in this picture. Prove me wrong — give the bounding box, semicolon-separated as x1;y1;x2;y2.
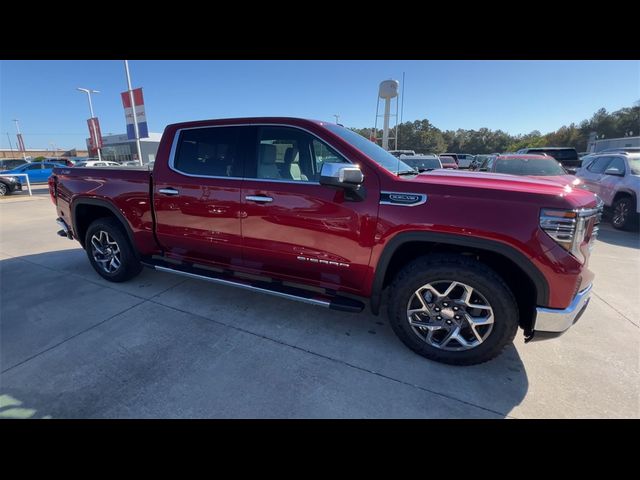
351;102;639;155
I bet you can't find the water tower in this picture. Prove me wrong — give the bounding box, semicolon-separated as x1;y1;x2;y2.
374;79;400;150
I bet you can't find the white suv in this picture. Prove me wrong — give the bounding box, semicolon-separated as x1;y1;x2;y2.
73;160;121;168
576;152;640;230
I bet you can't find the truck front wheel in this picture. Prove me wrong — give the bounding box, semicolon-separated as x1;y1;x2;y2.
85;217;142;282
388;254;519;366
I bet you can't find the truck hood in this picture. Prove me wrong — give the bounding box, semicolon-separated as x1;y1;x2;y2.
401;169;598;208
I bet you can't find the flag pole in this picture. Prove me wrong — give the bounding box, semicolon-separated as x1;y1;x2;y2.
124;60;144;166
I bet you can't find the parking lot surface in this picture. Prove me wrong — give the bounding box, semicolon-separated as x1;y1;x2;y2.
1;187;638;418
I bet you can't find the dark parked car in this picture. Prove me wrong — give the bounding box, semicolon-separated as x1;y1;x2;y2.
0;159;28;170
0;175;23;196
516;147;581;172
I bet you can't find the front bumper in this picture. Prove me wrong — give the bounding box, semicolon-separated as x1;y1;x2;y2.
529;283;592;341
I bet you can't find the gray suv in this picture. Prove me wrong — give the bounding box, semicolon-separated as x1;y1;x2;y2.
576;152;640;230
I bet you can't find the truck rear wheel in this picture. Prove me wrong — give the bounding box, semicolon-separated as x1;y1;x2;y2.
387;254;519;366
85;217;142;282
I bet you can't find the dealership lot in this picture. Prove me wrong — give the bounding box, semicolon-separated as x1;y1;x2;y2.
0;187;638;418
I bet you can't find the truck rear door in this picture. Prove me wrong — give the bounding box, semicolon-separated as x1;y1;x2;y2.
152;126;248;268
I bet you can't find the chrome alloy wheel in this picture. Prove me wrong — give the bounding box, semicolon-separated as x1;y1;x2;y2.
406;280;494;351
613;201;628;227
90;230;122;274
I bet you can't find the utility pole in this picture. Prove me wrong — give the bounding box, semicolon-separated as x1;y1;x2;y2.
77;88;103;161
124;60;144;166
13;119;26;160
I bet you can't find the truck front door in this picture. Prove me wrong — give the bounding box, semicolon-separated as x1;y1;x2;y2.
240;125;379;294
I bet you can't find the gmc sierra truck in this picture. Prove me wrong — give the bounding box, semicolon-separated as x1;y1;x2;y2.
49;118;603;365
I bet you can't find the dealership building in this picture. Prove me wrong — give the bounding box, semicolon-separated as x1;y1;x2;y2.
86;132;162;164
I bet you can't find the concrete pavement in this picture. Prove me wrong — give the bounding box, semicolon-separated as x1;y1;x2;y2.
1;187;638;418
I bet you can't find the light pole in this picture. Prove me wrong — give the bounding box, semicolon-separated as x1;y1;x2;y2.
6;133;15;157
13;119;26;160
124;60;144;166
77;87;103;161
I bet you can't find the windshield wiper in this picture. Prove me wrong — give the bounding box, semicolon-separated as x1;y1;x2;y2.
396;170;418;176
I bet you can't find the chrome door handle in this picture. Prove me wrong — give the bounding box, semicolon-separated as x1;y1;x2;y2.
159;188;179;196
246;195;273;203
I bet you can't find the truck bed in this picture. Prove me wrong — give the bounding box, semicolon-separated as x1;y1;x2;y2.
51;166;158;255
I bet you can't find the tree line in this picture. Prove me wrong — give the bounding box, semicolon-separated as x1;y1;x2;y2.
351;103;639;154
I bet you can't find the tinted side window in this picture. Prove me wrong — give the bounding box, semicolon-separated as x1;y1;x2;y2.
26;163;42;170
587;156;612;174
174;127;241;177
605;157;625;175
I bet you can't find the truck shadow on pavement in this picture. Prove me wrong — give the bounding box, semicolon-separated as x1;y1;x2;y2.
0;249;529;418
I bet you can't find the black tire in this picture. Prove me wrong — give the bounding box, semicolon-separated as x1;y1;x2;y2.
611;197;638;231
85;217;142;282
387;254;519;366
0;182;8;196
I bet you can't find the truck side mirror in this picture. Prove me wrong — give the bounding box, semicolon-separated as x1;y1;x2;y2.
319;163;364;186
319;163;365;201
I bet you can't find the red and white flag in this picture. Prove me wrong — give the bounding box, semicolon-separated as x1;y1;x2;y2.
87;117;103;150
121;88;149;139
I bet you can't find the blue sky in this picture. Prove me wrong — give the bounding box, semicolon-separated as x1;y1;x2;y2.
1;60;638;150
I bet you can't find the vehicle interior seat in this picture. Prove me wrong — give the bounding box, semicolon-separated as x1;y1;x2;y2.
282;147;308;181
258;144;281;179
198;142;233;176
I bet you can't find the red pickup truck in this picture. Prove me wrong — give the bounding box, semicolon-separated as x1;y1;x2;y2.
49;118;602;365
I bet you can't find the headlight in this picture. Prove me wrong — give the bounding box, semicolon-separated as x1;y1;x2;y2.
540;200;603;263
5;176;17;183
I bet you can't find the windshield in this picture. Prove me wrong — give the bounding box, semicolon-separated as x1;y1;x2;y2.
629;157;640;175
440;156;456;164
324;124;414;174
403;157;441;170
495;157;565;176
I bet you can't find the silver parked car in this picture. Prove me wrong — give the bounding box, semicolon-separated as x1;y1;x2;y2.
576;151;640;230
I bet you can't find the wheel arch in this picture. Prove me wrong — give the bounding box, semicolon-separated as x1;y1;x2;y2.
612;189;637;207
370;231;549;333
72;198;138;258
